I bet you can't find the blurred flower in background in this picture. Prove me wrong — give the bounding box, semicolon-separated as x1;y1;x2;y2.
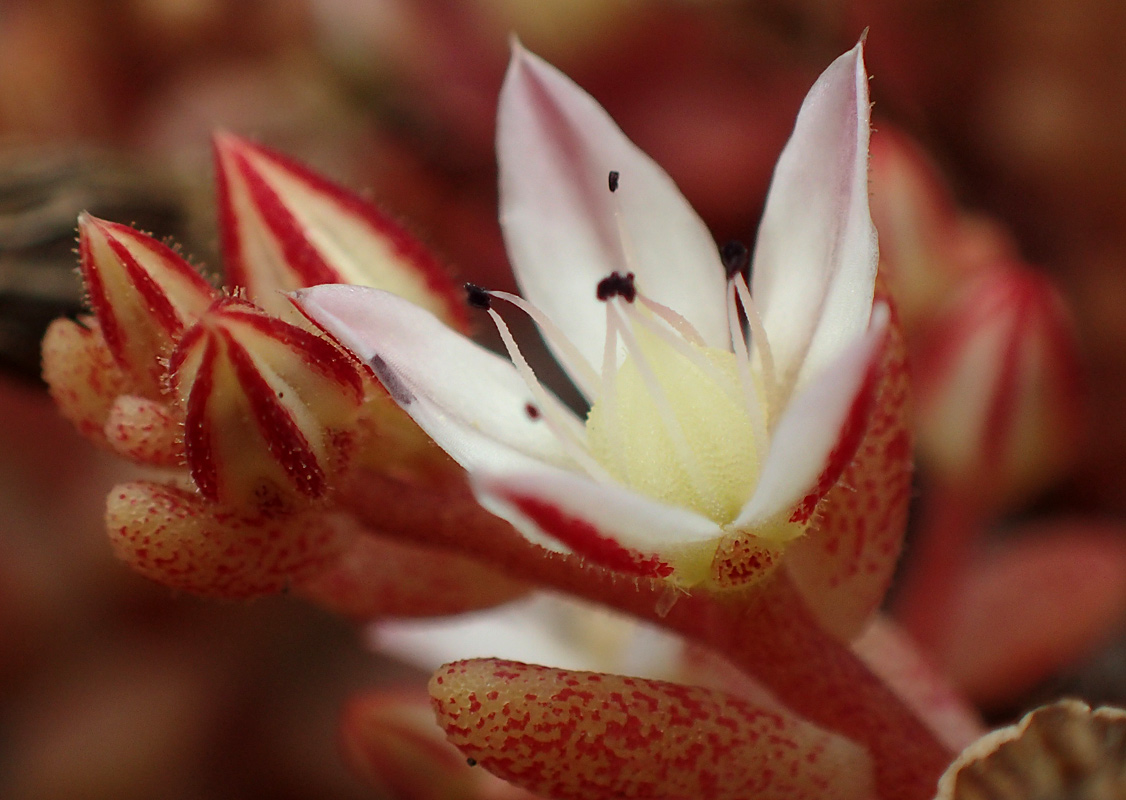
3;0;1126;798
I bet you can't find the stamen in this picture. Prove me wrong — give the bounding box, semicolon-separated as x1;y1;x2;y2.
622;301;742;408
607;301;709;501
465;282;491;310
636;294;706;347
732;272;779;419
727;281;769;450
598;302;626;478
597;271;636;302
485;307;610;481
488;289;599;399
608;170;620;193
720;240;750;281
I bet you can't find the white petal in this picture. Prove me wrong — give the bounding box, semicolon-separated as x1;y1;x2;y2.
498;44;729;390
735;304;888;529
472;464;722;585
751;41;877;398
372;593;683;681
293;284;573;473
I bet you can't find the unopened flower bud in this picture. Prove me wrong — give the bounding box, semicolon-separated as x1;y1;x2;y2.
169;297;365;512
213;132;466;328
77;213;216;398
870;128;1015;336
914;264;1084;508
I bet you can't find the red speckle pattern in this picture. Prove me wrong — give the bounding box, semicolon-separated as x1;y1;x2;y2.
785;284;913;639
105;480;346;598
103;394;184;467
505;494;674;579
430;659;874;800
709;535;782;589
42;317;128;445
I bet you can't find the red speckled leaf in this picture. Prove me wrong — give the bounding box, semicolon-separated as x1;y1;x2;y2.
103;394;184;467
42;317;129;446
785;284;912;640
106;480;347;598
430;658;874;800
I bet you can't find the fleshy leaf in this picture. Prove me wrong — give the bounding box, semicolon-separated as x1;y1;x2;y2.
430;659;875;800
106;480;348;598
42;317;129;445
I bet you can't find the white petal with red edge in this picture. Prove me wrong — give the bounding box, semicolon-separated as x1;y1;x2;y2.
472;464;722;584
293;284;573;473
751;41;877;398
735;304;888;531
498;44;729;393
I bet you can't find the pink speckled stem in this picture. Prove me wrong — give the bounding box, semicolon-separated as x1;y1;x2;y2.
343;469;954;800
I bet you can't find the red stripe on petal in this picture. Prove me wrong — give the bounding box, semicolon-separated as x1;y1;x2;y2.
79;226;123;360
214;299;363;400
234;150;340;288
233;137;468;329
105;237;183;338
222;329;325;498
789;334;886;525
183;335;219;501
505;494;673;579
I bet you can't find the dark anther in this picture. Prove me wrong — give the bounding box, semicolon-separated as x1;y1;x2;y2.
525;403;541;420
465;282;492;310
608;170;620;193
596;271;636;303
466;758;478;767
720;240;750;280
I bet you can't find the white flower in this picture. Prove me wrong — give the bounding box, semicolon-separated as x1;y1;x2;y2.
295;41;887;588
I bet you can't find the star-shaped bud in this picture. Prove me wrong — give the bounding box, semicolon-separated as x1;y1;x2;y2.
213;132;466;328
169;296;365;512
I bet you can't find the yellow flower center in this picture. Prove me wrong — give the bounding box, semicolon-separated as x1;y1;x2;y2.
585;329;760;525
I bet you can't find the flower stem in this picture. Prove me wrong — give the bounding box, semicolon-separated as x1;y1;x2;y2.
344;466;954;799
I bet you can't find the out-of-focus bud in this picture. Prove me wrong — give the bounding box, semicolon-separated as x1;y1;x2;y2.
914;264;1085;509
107;480;350;598
77;213;216;398
869;127;1015;336
213;132;467;328
340;690;531;800
168;297;365;512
